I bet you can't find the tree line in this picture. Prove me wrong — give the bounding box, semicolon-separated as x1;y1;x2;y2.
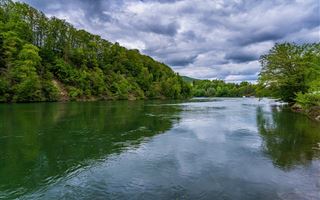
192;80;257;97
0;0;191;102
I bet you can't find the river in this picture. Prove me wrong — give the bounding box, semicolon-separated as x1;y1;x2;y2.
0;98;319;199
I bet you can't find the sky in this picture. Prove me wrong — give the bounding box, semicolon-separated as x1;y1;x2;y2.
18;0;320;82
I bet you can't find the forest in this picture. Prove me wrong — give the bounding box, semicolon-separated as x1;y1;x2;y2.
0;0;191;102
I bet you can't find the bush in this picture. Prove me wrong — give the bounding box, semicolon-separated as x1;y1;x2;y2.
42;80;59;101
296;92;320;109
12;77;42;102
68;87;83;100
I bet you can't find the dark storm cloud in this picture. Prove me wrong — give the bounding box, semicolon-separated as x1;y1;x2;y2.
225;50;259;63
166;55;198;66
230;31;284;46
134;19;179;36
17;0;320;81
141;0;182;3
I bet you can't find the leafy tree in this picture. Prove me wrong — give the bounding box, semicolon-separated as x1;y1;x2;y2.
10;44;42;102
257;42;320;108
1;31;22;67
259;43;315;102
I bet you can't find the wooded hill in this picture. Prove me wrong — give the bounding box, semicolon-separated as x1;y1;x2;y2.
0;0;191;102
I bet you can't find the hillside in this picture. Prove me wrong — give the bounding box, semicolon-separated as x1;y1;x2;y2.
0;0;191;102
181;76;198;84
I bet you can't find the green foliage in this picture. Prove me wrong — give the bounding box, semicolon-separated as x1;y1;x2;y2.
68;87;83;100
41;79;59;101
0;76;9;101
0;1;191;102
295;79;320;108
258;43;320;102
9;44;42;102
192;79;257;97
296;92;320;108
0;31;22;66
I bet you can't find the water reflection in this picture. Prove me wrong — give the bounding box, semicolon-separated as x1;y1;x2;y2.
0;101;182;199
257;106;320;170
1;99;320;199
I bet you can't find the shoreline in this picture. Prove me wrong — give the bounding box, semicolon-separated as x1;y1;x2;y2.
291;104;320;122
2;97;320;122
0;96;189;104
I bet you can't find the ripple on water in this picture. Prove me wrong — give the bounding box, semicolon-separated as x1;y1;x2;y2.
1;98;319;200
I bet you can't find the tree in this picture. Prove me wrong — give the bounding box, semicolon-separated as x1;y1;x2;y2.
259;43;309;102
0;31;22;67
10;44;42;102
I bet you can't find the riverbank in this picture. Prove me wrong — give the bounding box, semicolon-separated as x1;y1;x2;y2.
292;104;320;122
0;94;189;103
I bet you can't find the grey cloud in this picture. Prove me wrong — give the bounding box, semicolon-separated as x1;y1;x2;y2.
224;51;259;63
166;55;198;66
141;0;182;3
18;0;320;81
135;20;179;36
231;30;284;46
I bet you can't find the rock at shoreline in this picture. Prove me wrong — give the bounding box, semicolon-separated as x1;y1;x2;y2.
292;104;320;122
308;106;320;121
291;103;303;112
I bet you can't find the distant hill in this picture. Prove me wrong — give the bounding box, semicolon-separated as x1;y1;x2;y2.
182;76;198;83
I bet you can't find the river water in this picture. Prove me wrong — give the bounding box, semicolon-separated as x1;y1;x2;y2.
0;98;319;199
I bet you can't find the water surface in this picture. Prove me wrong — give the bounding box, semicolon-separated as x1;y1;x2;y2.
0;98;319;199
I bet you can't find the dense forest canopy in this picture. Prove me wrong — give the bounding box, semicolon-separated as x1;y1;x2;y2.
0;0;191;102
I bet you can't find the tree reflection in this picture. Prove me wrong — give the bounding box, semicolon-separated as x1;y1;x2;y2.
0;101;181;199
256;106;320;170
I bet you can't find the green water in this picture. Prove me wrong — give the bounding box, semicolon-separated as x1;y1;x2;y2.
0;98;319;199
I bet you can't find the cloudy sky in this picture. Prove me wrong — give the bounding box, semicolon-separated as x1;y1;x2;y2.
18;0;320;82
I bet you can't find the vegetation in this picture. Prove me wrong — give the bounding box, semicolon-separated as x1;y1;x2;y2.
0;0;191;102
181;76;198;84
258;43;320;109
192;79;257;97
